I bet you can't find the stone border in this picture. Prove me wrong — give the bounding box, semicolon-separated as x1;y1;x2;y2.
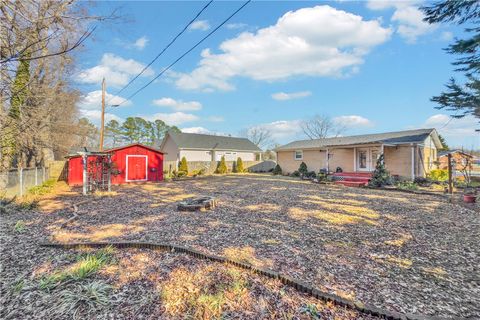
40;241;454;320
177;196;217;211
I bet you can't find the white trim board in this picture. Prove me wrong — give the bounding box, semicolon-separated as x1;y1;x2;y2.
126;155;148;182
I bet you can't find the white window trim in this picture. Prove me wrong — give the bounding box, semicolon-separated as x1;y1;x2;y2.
125;155;148;182
294;150;303;161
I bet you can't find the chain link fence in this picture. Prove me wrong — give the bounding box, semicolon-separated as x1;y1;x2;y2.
0;167;51;198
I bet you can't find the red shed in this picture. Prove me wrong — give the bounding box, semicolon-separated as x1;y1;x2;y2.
67;143;164;186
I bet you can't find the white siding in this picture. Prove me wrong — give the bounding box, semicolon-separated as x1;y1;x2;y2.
180;149;212;161
161;136;180;162
215;151;255;161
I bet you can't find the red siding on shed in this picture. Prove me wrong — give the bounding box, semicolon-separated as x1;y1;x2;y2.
67;144;163;186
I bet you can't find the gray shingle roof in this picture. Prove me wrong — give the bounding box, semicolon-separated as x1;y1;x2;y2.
167;131;261;152
275;129;436;151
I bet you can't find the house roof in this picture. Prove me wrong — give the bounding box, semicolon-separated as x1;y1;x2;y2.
275;128;439;151
163;131;262;152
438;150;473;158
66;143;162;158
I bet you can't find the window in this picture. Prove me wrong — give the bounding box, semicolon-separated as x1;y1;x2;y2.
294;150;303;160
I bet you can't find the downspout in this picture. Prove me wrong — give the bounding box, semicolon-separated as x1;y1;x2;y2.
326;148;330;173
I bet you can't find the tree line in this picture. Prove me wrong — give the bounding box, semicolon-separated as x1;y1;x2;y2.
105;117;180;147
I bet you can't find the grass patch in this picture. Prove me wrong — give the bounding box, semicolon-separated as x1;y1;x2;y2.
396;181;419;191
13;220;26;233
51;280;112;317
39;246;115;291
161;266;249;318
27;178;56;196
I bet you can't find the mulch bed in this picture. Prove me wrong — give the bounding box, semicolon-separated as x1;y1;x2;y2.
1;174;479;318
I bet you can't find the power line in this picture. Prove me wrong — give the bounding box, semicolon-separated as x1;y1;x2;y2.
115;0;251;107
107;0;214;104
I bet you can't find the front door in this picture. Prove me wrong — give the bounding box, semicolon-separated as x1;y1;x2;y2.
357;148;380;171
357;149;369;171
126;155;147;181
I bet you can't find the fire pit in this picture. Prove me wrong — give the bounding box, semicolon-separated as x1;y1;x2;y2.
177;196;217;212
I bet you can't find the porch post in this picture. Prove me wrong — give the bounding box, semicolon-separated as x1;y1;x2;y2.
353;147;356;172
326;148;329;173
411;144;415;180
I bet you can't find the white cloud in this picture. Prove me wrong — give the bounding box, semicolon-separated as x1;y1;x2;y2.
133;36;149;50
152;97;202;111
251;120;304;141
333;115;374;128
271;91;312;101
174;5;392;91
181;127;229;136
367;1;436;43
77;90;132;110
208;116;224;122
76;53;154;87
79;109;123;123
440;31;453;41
418;114;479;148
146;112;199;126
225;23;248;30
189;20;210;31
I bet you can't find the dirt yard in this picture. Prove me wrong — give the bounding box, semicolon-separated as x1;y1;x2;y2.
1;174;479;319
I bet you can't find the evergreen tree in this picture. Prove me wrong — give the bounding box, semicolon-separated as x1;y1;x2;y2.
216;156;227;174
272;164;282;175
369;154;391;187
236;157;244;172
178;156;188;174
105;120;122;147
438;134;449;151
298;162;308;175
421;1;480;126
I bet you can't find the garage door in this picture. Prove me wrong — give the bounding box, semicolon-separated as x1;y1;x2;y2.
126;155;147;181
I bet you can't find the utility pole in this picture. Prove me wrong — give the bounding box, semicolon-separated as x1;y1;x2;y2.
99;77;106;151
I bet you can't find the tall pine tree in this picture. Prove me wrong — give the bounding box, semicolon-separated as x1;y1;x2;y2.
421;1;479;127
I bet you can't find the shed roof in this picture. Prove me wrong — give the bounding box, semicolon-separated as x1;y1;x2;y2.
163;131;262;152
275;128;439;151
66;143;162;158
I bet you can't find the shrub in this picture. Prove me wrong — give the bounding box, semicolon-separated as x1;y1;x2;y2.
191;168;206;177
272;164;282;175
236;157;244;173
232;161;238;173
216;156;227;174
178;157;188;175
428;169;448;182
369;154;391;187
290;171;300;177
304;171;317;178
14;220;26;233
396;181;419;191
298;162;308;176
414;177;431;187
28;178;56;196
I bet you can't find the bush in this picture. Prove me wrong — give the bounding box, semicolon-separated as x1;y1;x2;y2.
298;162;308;176
414;177;432;187
236;157;244;173
178;157;188;175
216;156;227;174
305;171;317;178
396;181;418;191
369;154;391;187
290;171;300;177
272;164;282;175
428;169;448;181
191;168;206;177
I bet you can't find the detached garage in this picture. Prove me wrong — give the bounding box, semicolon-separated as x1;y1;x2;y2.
67;143;164;186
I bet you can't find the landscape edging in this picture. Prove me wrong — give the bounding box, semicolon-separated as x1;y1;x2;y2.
40;241;453;320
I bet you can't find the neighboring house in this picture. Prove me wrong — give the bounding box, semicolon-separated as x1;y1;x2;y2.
275;128;442;179
159;131;262;167
67;143;164;186
437;150;474;171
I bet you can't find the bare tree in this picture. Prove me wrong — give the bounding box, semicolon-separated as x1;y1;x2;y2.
301;115;345;140
0;0;119;170
241;127;274;150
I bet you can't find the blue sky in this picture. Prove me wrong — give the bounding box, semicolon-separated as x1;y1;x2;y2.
75;0;479;149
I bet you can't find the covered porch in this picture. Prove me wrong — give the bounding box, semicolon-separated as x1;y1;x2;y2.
326;143;419;180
